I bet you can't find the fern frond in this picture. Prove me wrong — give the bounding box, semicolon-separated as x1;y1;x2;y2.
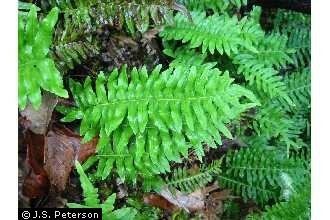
218;147;307;204
287;27;310;68
252;102;307;154
273;9;311;68
18;5;68;110
67;161;137;220
52;40;99;70
46;0;175;34
160;10;264;56
281;68;311;111
252;102;288;139
163;46;209;68
233;34;294;103
234;34;294;70
279;113;308;153
166;160;222;193
59;64;259;181
68;161;99;207
178;0;248;12
248;181;310;220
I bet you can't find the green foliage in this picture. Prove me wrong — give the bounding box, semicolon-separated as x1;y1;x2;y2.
178;0;248;13
165;159;222;193
218;147;307;204
161;7;295;104
160;10;264;56
163;46;208;68
59;64;259;181
252;102;307;153
127;198;162;219
233;33;295;103
18;5;68;110
52;40;99;70
67;161;137;220
282;67;311;111
248;181;310;220
18;1;310;217
273;9;311;68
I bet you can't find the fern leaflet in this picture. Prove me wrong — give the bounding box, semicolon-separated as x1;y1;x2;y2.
18;5;68;110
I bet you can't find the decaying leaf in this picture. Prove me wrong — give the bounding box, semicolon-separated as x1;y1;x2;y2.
144;183;222;214
144;194;177;213
159;187;205;212
22;131;50;198
20;92;58;134
44;125;98;191
203;189;232;219
22;125;98;197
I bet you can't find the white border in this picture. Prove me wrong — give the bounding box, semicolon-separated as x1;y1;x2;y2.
311;1;330;219
0;1;18;219
0;0;328;219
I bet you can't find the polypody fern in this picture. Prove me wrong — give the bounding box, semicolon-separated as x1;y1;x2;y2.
59;64;259;181
67;161;137;220
18;5;68;110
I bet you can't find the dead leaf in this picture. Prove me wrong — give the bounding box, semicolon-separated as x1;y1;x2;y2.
23;170;50;199
159;187;205;212
144;183;222;214
22;124;98;198
144;194;177;213
44;125;98;191
20;92;58;134
22;131;50;198
203;189;232;220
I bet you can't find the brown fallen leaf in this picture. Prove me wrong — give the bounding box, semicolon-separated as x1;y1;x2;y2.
203;189;232;220
20;92;58;135
22;124;98;198
143;194;177;213
22;130;50;198
159;187;205;212
145;183;221;214
44;124;98;191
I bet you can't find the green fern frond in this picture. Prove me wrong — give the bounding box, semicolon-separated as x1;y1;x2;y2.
69;160;99;207
52;40;99;70
67;161;137;220
18;5;68;110
234;34;294;70
166;159;222;193
160;10;264;56
252;102;289;140
178;0;248;12
287;27;310;68
279;113;308;153
252;101;307;154
281;68;311;111
163;46;209;68
233;33;295;103
218;147;307;204
18;1;41;17
273;9;311;69
248;181;310;220
59;64;259;181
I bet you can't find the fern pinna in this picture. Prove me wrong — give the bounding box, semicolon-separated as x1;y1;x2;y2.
44;0;176;34
59;64;259;181
160;7;295;105
165;159;222;193
67;161;137;220
18;5;68;110
218;146;307;204
179;0;248;12
247;181;310;220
